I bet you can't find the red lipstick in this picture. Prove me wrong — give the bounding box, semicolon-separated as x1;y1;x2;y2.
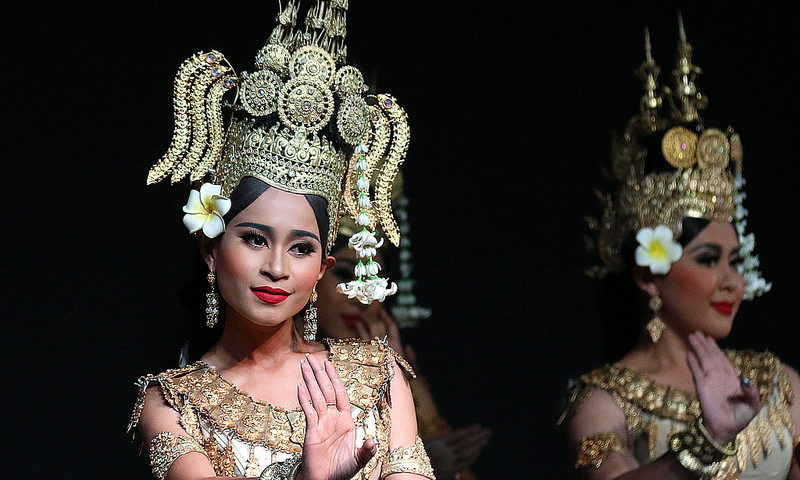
711;302;734;315
252;286;290;304
341;314;360;328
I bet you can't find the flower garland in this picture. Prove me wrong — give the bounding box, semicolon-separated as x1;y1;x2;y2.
734;174;771;300
336;143;397;304
390;194;431;328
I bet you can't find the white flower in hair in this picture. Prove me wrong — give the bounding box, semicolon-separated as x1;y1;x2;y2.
182;183;231;238
634;225;683;275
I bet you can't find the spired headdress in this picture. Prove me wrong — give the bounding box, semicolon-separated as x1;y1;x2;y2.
587;17;770;299
147;0;411;304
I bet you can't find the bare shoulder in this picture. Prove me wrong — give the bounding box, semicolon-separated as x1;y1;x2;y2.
563;386;627;445
138;385;182;447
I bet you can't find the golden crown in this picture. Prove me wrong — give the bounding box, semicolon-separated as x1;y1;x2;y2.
588;20;742;277
147;0;410;251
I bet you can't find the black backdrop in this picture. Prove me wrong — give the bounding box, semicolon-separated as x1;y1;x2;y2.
5;2;800;478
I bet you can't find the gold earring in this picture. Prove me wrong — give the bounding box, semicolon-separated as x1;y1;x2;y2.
646;295;665;342
303;288;318;341
206;272;220;328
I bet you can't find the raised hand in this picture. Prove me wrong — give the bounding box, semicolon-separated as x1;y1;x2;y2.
687;332;760;444
355;303;403;353
297;353;376;480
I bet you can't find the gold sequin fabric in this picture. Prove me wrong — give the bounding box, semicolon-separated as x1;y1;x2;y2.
149;431;206;480
575;432;628;469
562;350;795;478
382;436;436;480
129;338;415;479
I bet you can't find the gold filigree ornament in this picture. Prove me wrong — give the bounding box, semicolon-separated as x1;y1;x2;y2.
335;65;366;96
291;45;336;85
240;69;283;116
337;95;370;145
255;43;291;76
146;0;411;302
585;16;769;298
661;126;698;168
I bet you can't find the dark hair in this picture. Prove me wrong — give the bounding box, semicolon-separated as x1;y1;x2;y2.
223;176;330;253
177;176;331;363
596;217;711;361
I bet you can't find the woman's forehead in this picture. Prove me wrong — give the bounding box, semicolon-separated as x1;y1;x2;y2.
688;220;739;248
235;188;320;234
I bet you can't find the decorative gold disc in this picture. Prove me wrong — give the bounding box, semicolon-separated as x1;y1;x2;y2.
337;95;370;145
254;44;291;76
278;76;334;133
334;66;365;96
696;128;730;170
240;70;282;116
290;45;336;85
661;126;698;168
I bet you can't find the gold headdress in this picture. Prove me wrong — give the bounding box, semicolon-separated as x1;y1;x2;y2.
588;18;769;298
147;0;411;303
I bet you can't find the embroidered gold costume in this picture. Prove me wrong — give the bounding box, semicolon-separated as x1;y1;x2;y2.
560;351;798;478
129;338;434;479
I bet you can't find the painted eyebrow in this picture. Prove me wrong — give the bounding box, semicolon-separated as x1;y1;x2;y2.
234;222;273;234
687;243;722;254
290;229;320;243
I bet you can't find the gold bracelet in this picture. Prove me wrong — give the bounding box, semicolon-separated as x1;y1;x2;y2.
668;419;736;478
574;432;627;469
259;454;302;480
382;436;436;479
696;418;738;456
149;432;206;480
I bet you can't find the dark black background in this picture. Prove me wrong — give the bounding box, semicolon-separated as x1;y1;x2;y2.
5;2;799;478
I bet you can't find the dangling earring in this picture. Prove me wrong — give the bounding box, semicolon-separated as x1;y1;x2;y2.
206;271;220;328
303;288;318;341
646;295;665;342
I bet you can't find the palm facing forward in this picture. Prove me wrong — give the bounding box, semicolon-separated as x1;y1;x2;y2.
297;354;376;480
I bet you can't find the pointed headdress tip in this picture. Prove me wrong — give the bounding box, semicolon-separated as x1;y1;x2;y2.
677;11;686;42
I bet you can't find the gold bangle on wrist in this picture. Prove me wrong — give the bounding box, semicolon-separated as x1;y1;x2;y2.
696;418;738;456
259;454;301;480
668;418;737;478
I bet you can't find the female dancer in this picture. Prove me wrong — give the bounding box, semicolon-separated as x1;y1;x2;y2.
128;2;434;479
560;24;800;480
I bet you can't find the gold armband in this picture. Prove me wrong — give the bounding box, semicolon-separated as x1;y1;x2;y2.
259;453;301;480
382;436;436;479
668;419;737;478
149;431;206;480
575;432;627;469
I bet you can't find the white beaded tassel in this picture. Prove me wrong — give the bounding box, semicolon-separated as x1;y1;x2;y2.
336;143;397;304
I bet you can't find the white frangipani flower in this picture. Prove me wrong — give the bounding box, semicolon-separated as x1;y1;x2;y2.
357;176;370;190
634;225;683;275
182;183;231;238
357;212;371;226
358;193;372;208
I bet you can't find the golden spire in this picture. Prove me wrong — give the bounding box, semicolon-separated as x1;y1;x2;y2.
669;12;707;122
635;27;662;117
